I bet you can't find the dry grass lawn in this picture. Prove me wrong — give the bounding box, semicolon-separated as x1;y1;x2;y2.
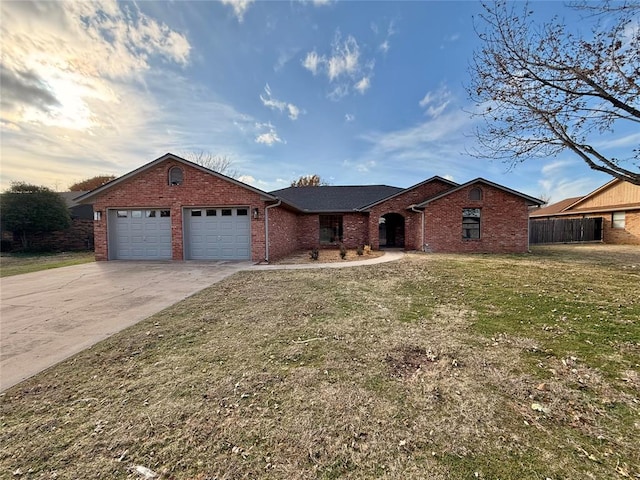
0;251;94;277
1;245;639;479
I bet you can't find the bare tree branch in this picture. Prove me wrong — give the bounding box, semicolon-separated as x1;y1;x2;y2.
182;151;240;179
467;0;640;185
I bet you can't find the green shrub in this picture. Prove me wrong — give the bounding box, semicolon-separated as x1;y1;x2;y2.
310;249;319;260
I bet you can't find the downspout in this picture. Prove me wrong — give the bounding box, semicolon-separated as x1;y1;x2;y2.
264;200;281;263
410;205;425;251
527;211;531;252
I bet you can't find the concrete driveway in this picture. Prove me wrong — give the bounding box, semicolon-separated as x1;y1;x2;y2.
0;261;250;391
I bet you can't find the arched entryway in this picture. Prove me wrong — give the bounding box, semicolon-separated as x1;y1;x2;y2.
379;213;405;248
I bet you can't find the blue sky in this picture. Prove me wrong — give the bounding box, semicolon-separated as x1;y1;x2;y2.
0;0;635;202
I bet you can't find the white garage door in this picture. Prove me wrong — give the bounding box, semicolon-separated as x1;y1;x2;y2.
185;207;250;260
108;209;172;260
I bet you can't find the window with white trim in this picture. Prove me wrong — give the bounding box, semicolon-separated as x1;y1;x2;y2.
612;211;625;229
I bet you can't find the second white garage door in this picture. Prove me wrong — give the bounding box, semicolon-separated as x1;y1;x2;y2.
185;207;251;260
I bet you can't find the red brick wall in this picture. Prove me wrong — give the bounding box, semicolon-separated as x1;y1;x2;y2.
603;210;640;245
368;179;454;250
342;213;369;248
6;219;94;252
297;215;319;249
424;184;531;253
266;206;299;261
295;213;369;250
91;160;269;261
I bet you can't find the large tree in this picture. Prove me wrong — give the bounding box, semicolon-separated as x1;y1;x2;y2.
290;174;328;187
468;1;640;185
0;183;71;250
182;151;239;178
69;175;116;191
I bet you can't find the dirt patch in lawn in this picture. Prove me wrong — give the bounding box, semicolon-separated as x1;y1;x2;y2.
1;245;638;479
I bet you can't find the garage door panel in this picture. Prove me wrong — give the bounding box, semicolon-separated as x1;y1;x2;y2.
109;209;172;260
185;207;250;260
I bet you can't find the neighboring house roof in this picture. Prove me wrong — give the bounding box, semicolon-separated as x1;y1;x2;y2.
530;178;640;217
74;153;277;203
357;176;459;211
529;197;583;217
57;191;93;220
415;178;544;208
59;191;89;208
270;185;404;213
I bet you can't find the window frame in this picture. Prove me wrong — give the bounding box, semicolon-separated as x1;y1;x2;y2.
469;187;483;201
168;166;184;186
319;214;344;244
462;208;481;240
612;211;625;229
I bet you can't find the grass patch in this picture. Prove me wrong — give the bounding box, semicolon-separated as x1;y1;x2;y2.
1;245;638;478
0;251;95;277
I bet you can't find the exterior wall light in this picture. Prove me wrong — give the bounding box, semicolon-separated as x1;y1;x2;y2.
253;208;260;219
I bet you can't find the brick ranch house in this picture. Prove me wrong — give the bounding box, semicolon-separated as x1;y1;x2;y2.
75;153;543;262
529;178;640;245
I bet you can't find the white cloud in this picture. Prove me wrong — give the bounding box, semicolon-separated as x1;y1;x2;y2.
348;108;484;182
541;159;577;175
345;113;355;122
0;0;191;133
220;0;254;22
419;86;452;118
327;35;360;81
537;158;608;202
287;104;301;120
302;51;323;75
237;174;256;184
377;20;395;54
255;122;285;146
0;1;284;192
259;84;303;120
354;76;371;94
302;31;376;99
342;158;376;173
274;47;300;71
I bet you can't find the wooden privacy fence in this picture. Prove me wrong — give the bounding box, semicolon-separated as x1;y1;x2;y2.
529;217;603;244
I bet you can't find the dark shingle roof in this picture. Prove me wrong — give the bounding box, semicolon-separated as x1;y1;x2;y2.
270;185;404;212
58;191;89;208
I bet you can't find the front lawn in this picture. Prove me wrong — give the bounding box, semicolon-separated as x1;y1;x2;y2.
1;245;638;479
0;251;95;277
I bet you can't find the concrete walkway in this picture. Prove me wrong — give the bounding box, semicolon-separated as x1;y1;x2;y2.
0;251;403;391
250;250;404;270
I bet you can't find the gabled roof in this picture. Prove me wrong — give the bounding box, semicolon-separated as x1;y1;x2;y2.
415;178;544;208
269;185;403;213
58;191;89;208
529;196;583;217
74;153;276;203
357;176;459;211
530;178;640;217
564;179;619;211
